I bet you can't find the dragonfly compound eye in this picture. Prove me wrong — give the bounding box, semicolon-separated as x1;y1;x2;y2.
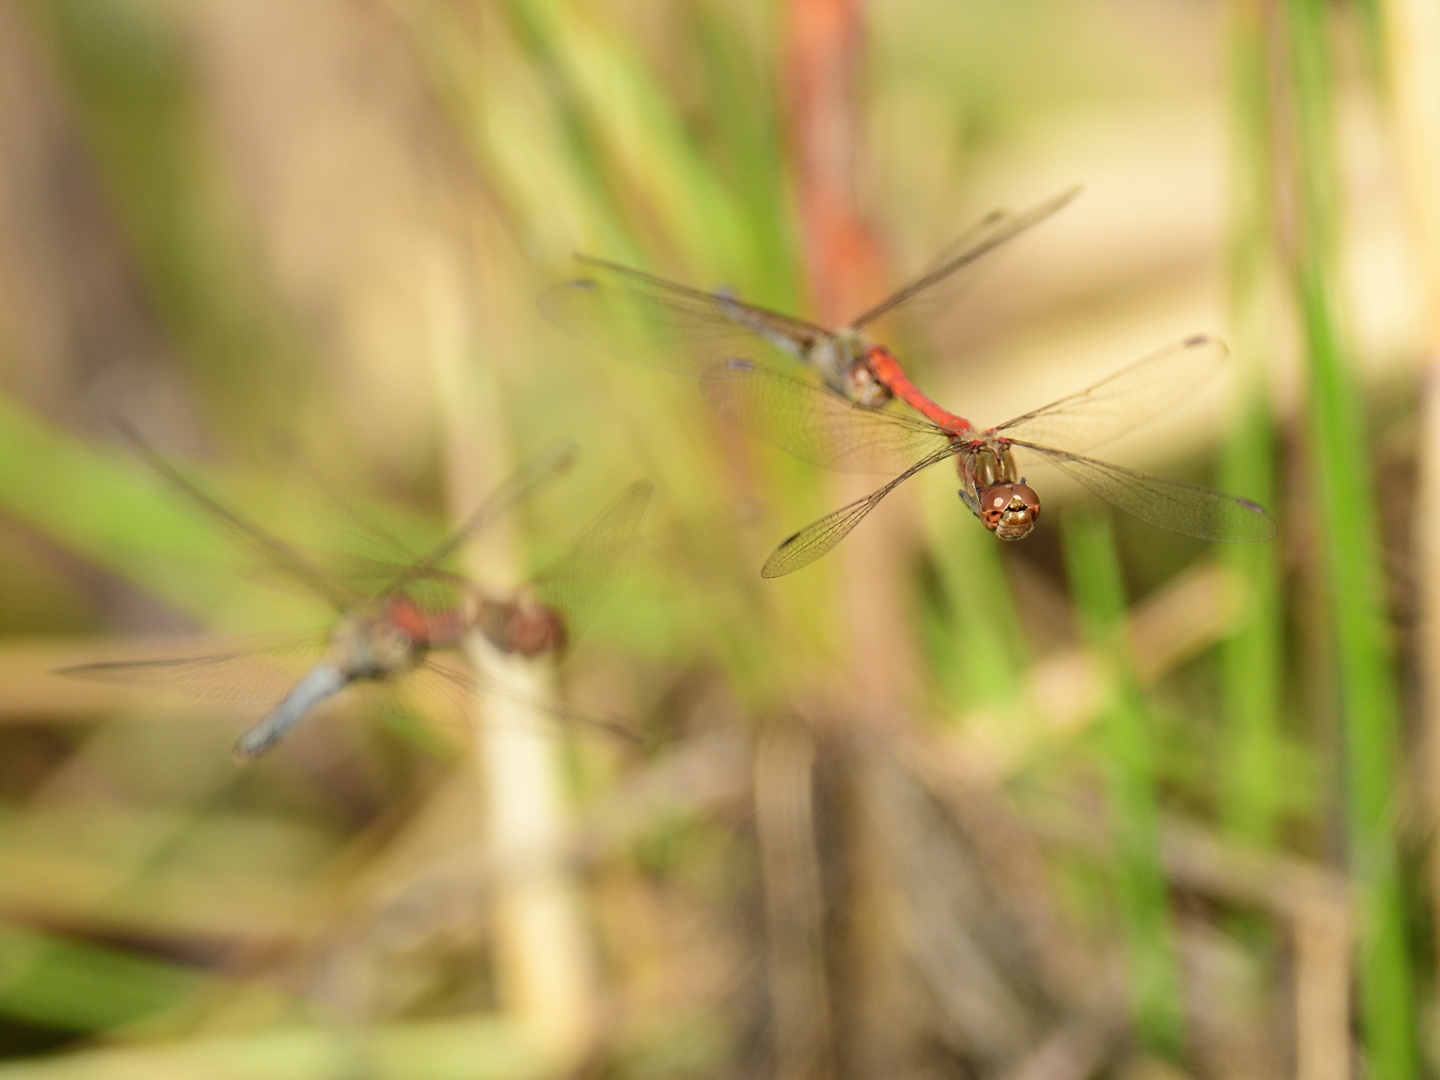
507;602;567;658
979;483;1041;540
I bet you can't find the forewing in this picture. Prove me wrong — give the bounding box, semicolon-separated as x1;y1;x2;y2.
56;636;330;713
993;335;1229;452
538;255;828;372
62;638;643;748
267;431;424;567
700;359;950;473
761;445;959;578
1010;441;1277;543
848;187;1081;330
119;424;357;610
531;481;654;637
409;439;580;579
416;659;642;745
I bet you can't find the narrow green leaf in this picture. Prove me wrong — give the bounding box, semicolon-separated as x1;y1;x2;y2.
1062;509;1185;1061
0;924;200;1033
1219;0;1283;849
1285;2;1418;1076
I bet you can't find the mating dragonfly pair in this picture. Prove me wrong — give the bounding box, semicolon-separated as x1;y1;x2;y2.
539;187;1274;576
68;189;1273;759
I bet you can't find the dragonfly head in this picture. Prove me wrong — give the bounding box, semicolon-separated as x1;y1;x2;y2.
331;602;424;680
476;594;568;659
978;482;1041;540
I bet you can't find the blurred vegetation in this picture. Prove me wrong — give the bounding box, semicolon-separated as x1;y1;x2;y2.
0;0;1434;1078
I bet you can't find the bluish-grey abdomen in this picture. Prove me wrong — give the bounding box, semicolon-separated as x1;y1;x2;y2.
233;663;349;760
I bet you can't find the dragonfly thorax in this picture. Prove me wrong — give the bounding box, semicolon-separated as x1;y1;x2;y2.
958;442;1042;541
806;330;893;408
330;601;426;681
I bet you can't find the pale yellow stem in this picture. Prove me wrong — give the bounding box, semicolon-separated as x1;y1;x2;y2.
424;243;596;1055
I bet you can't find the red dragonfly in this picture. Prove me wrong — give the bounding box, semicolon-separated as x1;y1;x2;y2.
699;340;1276;577
62;435;652;758
538;188;1081;411
539;190;1273;571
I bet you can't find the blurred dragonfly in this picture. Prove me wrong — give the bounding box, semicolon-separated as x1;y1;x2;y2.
538;188;1080;409
61;434;652;758
700;338;1276;577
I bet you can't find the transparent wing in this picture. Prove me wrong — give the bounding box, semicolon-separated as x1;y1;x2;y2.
317;462;648;638
531;480;654;637
992;335;1229;453
266;430;425;567
59;639;640;749
538;255;828;372
118;423;358;611
56;635;329;712
699;359;951;473
761;445;960;578
420;659;642;745
261;437;577;597
848;187;1081;330
1009;440;1277;543
404;440;580;580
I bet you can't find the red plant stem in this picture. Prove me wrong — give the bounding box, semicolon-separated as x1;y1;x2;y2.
785;0;884;325
786;0;919;712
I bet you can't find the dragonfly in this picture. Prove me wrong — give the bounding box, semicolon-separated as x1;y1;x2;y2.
538;188;1082;413
697;336;1276;577
61;434;653;759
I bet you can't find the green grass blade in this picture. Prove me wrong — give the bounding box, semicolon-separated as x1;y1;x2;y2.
1062;509;1185;1061
1286;1;1418;1076
0;391;328;629
922;489;1027;715
22;0;305;422
0;923;200;1033
1219;0;1283;849
0;1014;554;1079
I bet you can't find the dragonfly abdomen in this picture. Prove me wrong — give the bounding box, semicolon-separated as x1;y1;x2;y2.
234;663;349;761
863;347;972;435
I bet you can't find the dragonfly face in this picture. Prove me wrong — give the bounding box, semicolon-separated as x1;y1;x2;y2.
958;441;1042;541
475;594;567;659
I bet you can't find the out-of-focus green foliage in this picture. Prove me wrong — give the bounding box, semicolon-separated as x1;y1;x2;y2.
1286;1;1418;1077
0;0;1429;1076
1063;509;1184;1060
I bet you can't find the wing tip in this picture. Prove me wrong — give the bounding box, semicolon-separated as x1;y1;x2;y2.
547;438;582;473
1236;498;1279;542
614;479;655;518
760;533;803;578
231;736;264;764
1181;331;1229;356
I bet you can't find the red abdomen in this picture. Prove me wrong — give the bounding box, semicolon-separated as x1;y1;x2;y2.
385;596;466;647
864;347;971;435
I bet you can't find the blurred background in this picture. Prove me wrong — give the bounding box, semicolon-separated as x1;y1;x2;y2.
0;0;1435;1077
